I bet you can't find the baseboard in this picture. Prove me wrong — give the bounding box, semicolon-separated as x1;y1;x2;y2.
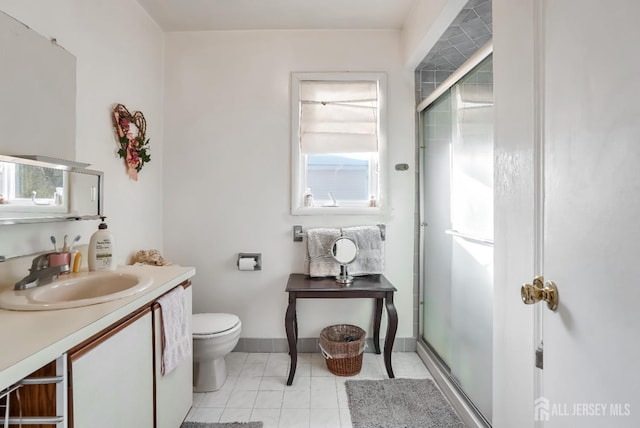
416;341;491;428
233;337;417;353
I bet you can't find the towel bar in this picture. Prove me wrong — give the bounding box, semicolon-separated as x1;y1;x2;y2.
19;376;64;385
6;415;65;425
293;224;386;242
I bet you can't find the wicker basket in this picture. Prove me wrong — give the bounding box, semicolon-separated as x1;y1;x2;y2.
319;324;366;376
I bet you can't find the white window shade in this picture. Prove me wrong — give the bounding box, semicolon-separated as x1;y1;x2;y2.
299;81;378;154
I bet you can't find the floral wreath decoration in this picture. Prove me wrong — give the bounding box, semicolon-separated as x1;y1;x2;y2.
112;103;151;181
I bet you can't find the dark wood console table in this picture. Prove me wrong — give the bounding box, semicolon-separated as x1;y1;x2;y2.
285;273;398;385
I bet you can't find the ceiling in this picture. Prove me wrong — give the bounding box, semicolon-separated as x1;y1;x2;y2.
135;0;417;32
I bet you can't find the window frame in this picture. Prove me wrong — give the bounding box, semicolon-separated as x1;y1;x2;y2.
291;71;388;215
0;162;68;213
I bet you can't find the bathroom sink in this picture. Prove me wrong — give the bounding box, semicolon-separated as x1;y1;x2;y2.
0;271;153;311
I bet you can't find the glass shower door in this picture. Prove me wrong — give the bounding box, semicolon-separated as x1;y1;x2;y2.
421;56;493;423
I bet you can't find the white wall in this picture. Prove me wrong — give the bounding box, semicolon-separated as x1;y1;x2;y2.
1;1;417;344
163;30;416;339
0;0;164;265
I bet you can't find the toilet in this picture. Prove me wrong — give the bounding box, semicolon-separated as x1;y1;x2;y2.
192;313;242;392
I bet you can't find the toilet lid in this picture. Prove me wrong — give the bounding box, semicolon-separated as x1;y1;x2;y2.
192;313;240;336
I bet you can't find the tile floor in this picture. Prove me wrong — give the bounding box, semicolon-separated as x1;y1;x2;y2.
186;352;433;428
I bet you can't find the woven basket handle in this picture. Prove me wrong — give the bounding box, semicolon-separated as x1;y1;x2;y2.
319;344;332;359
319;343;367;359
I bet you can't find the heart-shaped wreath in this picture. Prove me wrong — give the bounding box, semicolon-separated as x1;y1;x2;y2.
112;103;151;181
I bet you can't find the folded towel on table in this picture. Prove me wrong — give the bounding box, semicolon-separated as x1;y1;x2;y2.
343;225;384;275
157;286;191;375
305;227;341;277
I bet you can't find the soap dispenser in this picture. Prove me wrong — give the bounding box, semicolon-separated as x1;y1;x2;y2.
88;216;116;271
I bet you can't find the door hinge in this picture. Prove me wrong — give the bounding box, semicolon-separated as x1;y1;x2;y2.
535;346;543;369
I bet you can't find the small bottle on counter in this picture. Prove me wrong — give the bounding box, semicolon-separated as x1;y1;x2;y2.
88;217;115;271
303;188;314;207
72;251;82;273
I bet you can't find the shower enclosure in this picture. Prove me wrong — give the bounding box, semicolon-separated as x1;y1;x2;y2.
419;54;493;424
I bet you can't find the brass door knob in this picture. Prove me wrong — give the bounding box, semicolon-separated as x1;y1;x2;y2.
521;276;559;311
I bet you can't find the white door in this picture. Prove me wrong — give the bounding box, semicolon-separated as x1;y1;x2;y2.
538;1;640;426
494;0;640;426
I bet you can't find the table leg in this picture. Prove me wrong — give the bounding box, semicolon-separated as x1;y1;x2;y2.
373;298;383;354
285;293;298;385
384;292;397;378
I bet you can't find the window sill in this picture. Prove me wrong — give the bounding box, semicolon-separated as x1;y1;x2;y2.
292;206;384;216
0;204;67;213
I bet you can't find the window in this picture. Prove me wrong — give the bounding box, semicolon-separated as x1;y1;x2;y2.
291;72;386;214
0;161;67;213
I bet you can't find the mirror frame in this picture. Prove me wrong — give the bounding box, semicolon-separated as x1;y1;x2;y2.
0;154;103;225
331;236;359;265
331;236;359;285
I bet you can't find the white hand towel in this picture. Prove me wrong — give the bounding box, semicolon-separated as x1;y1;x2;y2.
157;286;191;375
305;227;341;277
343;225;384;275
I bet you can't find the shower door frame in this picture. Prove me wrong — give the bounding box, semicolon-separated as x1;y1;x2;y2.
416;42;494;428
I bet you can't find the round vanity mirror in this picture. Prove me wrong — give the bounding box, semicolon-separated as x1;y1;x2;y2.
331;237;358;285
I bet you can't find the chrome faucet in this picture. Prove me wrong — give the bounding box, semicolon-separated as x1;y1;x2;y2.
14;252;69;290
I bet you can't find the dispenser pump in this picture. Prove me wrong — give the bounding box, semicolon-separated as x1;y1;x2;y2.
88;216;115;271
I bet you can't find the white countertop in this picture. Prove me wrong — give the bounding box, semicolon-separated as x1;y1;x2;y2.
0;264;196;390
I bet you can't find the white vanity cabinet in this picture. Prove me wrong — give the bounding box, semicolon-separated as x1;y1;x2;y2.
69;308;154;428
66;281;192;428
154;285;193;428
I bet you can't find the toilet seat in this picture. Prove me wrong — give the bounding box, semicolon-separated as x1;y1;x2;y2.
193;313;241;339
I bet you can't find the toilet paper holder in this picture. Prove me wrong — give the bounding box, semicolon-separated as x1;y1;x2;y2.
237;253;262;271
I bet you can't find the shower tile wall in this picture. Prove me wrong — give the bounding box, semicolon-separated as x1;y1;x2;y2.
415;0;493;103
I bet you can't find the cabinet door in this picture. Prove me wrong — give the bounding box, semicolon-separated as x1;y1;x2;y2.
154;285;192;428
69;309;154;428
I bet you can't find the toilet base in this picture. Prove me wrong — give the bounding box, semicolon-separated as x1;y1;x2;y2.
193;357;227;392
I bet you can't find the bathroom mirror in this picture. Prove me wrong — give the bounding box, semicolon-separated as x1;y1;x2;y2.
331;236;358;284
0;155;103;225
